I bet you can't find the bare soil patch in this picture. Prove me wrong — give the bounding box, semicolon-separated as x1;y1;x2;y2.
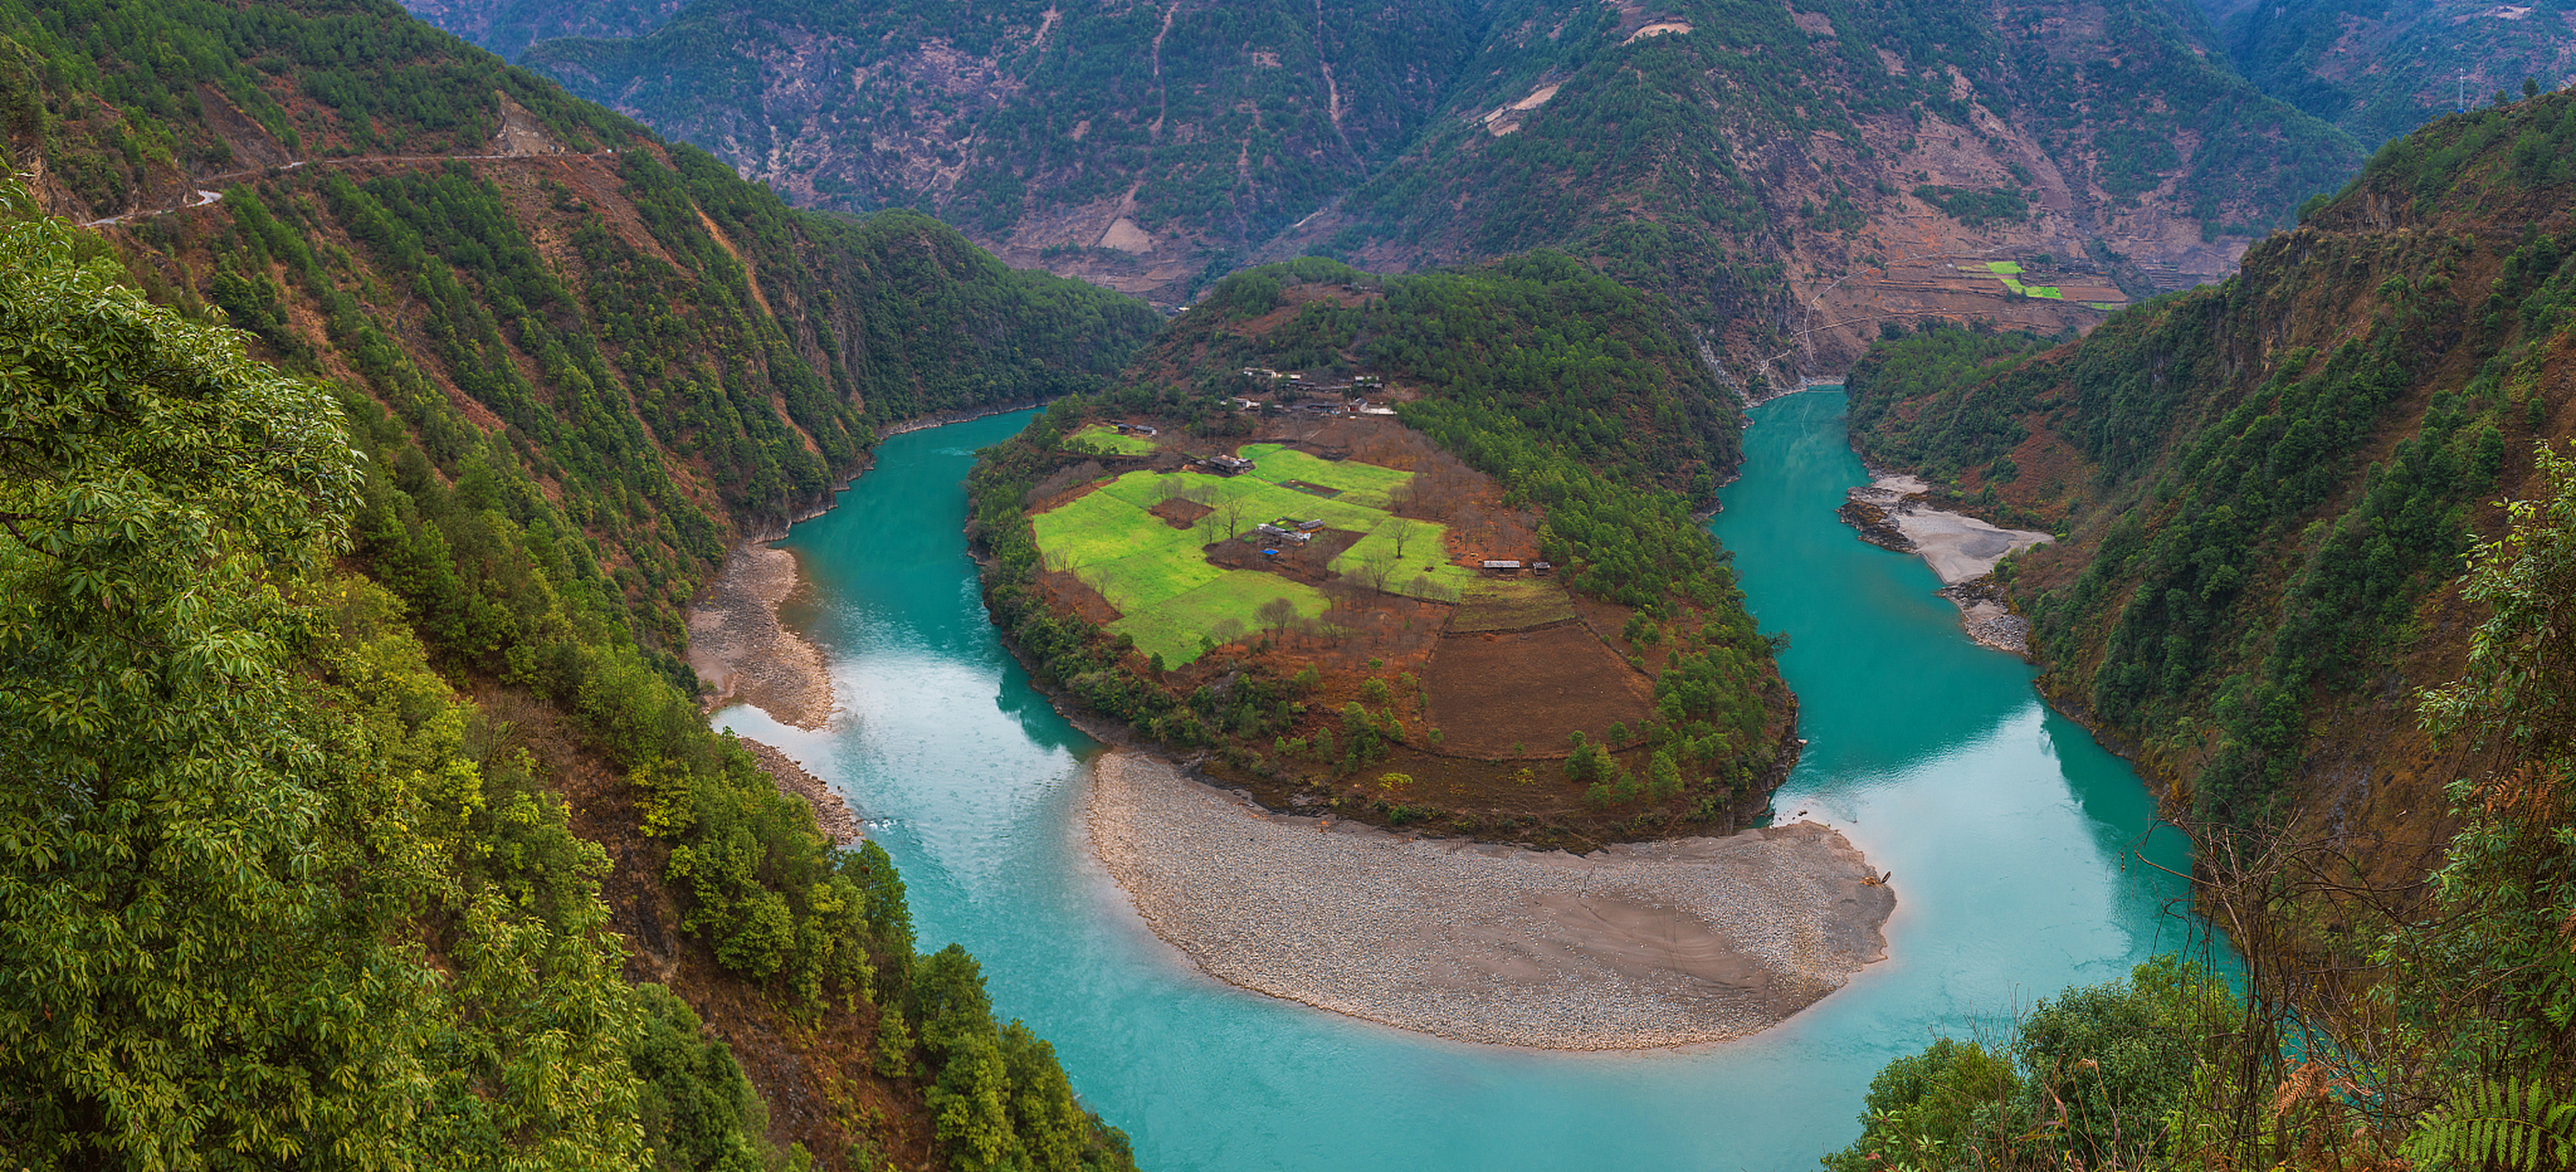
1449;578;1577;633
1424;623;1656;757
1147;497;1212;528
1038;568;1123;625
1204;527;1363;585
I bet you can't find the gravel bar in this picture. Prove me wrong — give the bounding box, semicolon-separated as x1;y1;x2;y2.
1088;751;1895;1050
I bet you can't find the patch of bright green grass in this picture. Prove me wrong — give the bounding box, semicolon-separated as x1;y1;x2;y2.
1330;522;1475;601
1988;265;2066;300
2087;302;2125;311
1067;423;1159;455
1237;444;1411;509
1107;575;1332;665
1030;455;1470;664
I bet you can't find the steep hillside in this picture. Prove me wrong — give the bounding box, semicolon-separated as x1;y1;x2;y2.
4;0;1157;651
517;0;1478;297
488;0;2365;378
969;257;1796;850
1823;92;2576;1171
2201;0;2576;146
0;0;1158;1166
1844;86;2576;928
1300;0;2364;372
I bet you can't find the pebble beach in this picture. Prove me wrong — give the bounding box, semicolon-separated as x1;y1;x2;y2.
1087;751;1895;1050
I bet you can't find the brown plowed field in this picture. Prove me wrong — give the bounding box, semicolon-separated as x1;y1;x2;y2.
1424;623;1655;757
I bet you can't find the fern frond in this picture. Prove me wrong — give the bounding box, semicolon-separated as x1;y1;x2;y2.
2404;1079;2576;1171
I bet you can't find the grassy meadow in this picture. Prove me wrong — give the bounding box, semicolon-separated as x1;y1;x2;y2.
1067;423;1162;454
1031;446;1476;664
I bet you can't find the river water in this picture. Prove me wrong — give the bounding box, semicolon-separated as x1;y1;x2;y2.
712;392;2204;1170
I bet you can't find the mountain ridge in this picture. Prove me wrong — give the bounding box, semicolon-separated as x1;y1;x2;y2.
446;0;2369;378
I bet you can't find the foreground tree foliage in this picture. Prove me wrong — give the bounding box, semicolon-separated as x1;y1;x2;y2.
0;189;1134;1170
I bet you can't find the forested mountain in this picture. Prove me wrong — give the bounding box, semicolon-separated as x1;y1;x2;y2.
1;0;1158;1165
2200;0;2576;146
400;0;678;60
447;0;2366;377
1850;86;2576;857
517;0;1479;293
1823;84;2576;1171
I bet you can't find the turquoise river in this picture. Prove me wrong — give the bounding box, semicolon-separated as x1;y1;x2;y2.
713;391;2208;1170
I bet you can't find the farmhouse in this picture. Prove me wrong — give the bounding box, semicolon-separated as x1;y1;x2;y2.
1481;559;1525;574
1202;454;1255;474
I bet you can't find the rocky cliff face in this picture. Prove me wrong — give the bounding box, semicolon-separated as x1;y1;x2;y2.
515;0;1478;302
458;0;2365;381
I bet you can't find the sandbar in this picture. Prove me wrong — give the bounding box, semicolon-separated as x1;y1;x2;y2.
1087;751;1894;1050
1843;473;2049;654
1851;473;2051;584
686;542;836;730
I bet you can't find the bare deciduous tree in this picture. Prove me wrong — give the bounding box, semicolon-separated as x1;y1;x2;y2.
1365;559;1397;594
1257;596;1299;633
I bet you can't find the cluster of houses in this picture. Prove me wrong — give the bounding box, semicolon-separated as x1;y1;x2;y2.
1251;517;1326;557
1255;518;1327;544
1226;396;1397;418
1198;454;1256;474
1478;559;1555;576
1226;369;1398;417
1112;421;1158;437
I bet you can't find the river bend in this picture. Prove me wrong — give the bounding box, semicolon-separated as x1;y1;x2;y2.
712;392;2201;1170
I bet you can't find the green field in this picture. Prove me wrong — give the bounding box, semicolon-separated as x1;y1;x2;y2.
1067;423;1161;454
1986;261;2063;300
1030;447;1478;664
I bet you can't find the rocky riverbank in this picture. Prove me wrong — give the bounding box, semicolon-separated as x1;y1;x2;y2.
737;736;863;844
1842;473;2049;655
686;542;836;729
1086;750;1893;1050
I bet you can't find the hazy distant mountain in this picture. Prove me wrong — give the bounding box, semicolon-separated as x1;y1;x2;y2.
477;0;2366;377
2199;0;2576;145
398;0;682;60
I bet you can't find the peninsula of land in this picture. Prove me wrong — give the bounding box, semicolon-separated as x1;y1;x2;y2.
1086;750;1894;1050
